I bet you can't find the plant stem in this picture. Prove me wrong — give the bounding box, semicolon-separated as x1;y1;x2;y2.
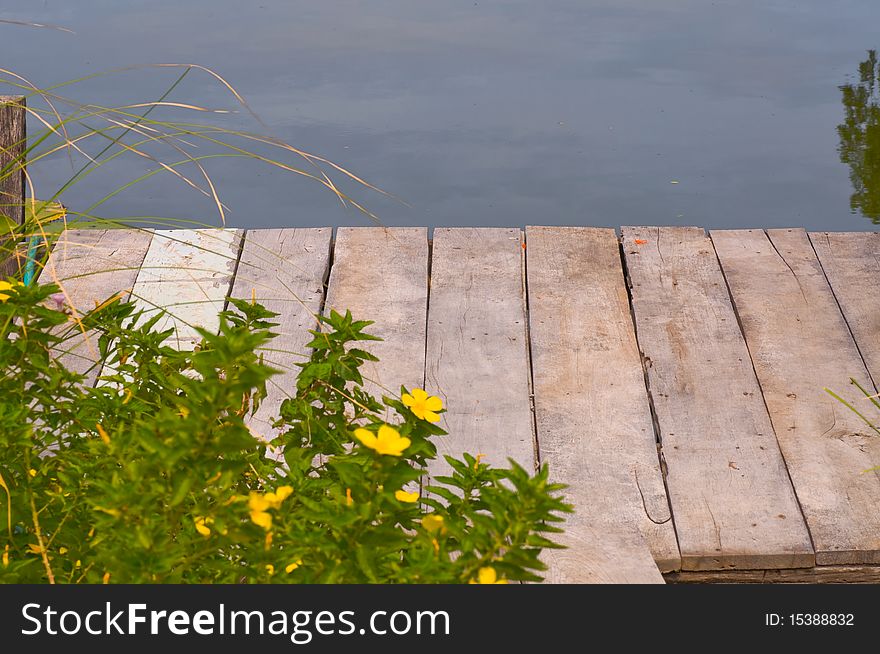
25;450;55;584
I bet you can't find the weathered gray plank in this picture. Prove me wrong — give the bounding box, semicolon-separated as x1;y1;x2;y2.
424;228;534;480
547;527;665;584
129;229;242;350
809;231;880;385
1;96;26;277
712;228;880;565
38;228;153;385
622;226;814;570
229;228;332;439
324;227;428;396
526;226;678;581
666;565;880;584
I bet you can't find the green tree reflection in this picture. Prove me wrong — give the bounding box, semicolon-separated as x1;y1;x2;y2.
838;50;880;223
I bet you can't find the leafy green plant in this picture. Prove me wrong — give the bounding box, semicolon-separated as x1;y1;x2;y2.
0;281;570;583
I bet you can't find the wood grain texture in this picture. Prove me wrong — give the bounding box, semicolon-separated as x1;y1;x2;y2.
38;228;153;385
809;231;880;385
229;228;332;440
1;96;26;276
665;565;880;584
546;527;665;584
424;228;535;480
526;226;678;580
130;229;242;350
324;227;428;396
712;228;880;565
622;226;813;570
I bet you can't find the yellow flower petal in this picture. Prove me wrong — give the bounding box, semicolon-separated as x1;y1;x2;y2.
470;566;507;584
412;388;428;402
248;492;271;512
401;393;416;408
95;424;111;445
0;280;21;303
265;564;274;576
478;567;497;584
423;410;441;423
275;485;293;502
422;514;446;534
194;516;212;537
250;510;272;530
285;560;303;574
424;396;443;411
354;428;378;449
357;425;410;456
395;489;419;503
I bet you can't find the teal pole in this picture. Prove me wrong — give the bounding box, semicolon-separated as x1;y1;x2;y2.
22;235;39;285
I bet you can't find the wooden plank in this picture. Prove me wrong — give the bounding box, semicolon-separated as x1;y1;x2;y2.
666;565;880;584
424;228;534;481
712;228;880;565
622;226;814;570
130;229;242;350
1;96;26;276
809;231;880;385
228;228;332;439
324;227;428;396
38;228;153;385
526;226;679;581
546;526;665;584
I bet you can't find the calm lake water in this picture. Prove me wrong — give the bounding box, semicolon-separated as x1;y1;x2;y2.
2;1;880;230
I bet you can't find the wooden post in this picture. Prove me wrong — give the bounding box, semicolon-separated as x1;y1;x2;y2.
1;95;26;277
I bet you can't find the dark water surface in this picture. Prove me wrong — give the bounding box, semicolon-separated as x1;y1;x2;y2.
3;1;880;230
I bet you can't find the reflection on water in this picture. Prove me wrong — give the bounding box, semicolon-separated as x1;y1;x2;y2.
838;50;880;224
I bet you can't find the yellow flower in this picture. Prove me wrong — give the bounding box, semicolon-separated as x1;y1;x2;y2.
0;280;21;303
469;566;507;584
248;492;271;513
401;388;443;423
194;516;213;537
265;564;275;576
345;488;354;507
421;514;446;534
285;560;303;574
2;545;8;567
264;485;293;509
250;510;272;531
395;489;419;503
102;572;111;584
354;424;411;457
58;547;68;555
28;468;37;478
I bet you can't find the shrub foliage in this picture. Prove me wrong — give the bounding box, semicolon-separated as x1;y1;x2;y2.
0;282;569;583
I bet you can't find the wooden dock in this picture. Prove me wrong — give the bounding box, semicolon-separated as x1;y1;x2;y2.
38;226;880;583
